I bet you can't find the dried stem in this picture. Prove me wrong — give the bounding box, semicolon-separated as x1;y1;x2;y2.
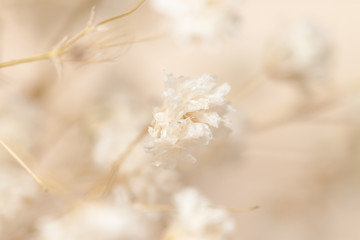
0;0;146;69
96;0;146;26
0;140;48;192
0;52;51;68
87;126;149;199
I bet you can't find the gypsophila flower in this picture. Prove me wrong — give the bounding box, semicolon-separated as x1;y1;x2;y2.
163;188;234;240
112;142;181;204
150;0;240;45
147;72;232;167
34;202;158;240
0;167;38;237
84;91;181;203
264;21;331;82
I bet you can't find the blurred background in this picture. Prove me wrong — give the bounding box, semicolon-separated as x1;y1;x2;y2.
0;0;360;239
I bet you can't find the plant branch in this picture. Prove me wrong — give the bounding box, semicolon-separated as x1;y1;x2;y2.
0;0;146;69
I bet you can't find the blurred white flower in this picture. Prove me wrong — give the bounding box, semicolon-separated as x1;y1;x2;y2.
112;144;181;204
86;92;147;169
34;202;158;240
264;21;332;82
84;91;181;203
147;72;232;166
150;0;240;45
120;163;181;204
0;167;39;237
163;188;234;240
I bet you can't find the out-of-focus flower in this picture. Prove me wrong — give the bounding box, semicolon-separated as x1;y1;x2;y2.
0;167;38;237
117;155;181;204
85;92;147;170
147;72;232;166
34;202;158;240
150;0;240;45
84;91;181;203
264;21;332;82
163;188;234;240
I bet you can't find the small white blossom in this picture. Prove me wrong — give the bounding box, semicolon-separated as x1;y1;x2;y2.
83;92;181;203
147;72;232;166
0;167;39;237
116;146;181;204
163;188;234;240
150;0;240;45
264;21;331;82
34;202;158;240
86;92;147;169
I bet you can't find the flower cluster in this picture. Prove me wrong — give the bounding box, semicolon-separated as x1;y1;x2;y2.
34;202;157;240
150;0;240;45
264;21;331;82
147;72;231;166
163;188;234;240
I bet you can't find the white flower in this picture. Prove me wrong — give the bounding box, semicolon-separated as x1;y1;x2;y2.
264;21;331;81
34;202;158;240
83;91;181;203
163;188;234;240
0;166;39;237
116;147;181;204
147;72;231;166
150;0;240;45
85;92;148;170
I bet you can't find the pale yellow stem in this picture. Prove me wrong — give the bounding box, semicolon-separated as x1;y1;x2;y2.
99;33;165;49
0;140;48;192
85;125;149;200
96;0;146;26
60;26;93;50
101;126;149;197
0;0;147;69
0;52;50;68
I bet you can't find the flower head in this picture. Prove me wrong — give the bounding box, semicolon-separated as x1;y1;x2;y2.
34;202;157;240
147;72;231;166
264;21;331;82
150;0;241;45
163;188;234;240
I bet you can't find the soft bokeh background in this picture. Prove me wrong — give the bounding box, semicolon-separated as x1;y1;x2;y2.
0;0;360;239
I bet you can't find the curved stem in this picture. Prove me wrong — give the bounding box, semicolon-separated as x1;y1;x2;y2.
102;126;148;196
86;126;149;200
96;0;146;26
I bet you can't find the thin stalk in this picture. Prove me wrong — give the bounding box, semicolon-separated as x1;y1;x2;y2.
0;140;48;192
96;0;146;26
100;126;149;197
0;0;146;69
0;52;50;68
99;33;165;49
